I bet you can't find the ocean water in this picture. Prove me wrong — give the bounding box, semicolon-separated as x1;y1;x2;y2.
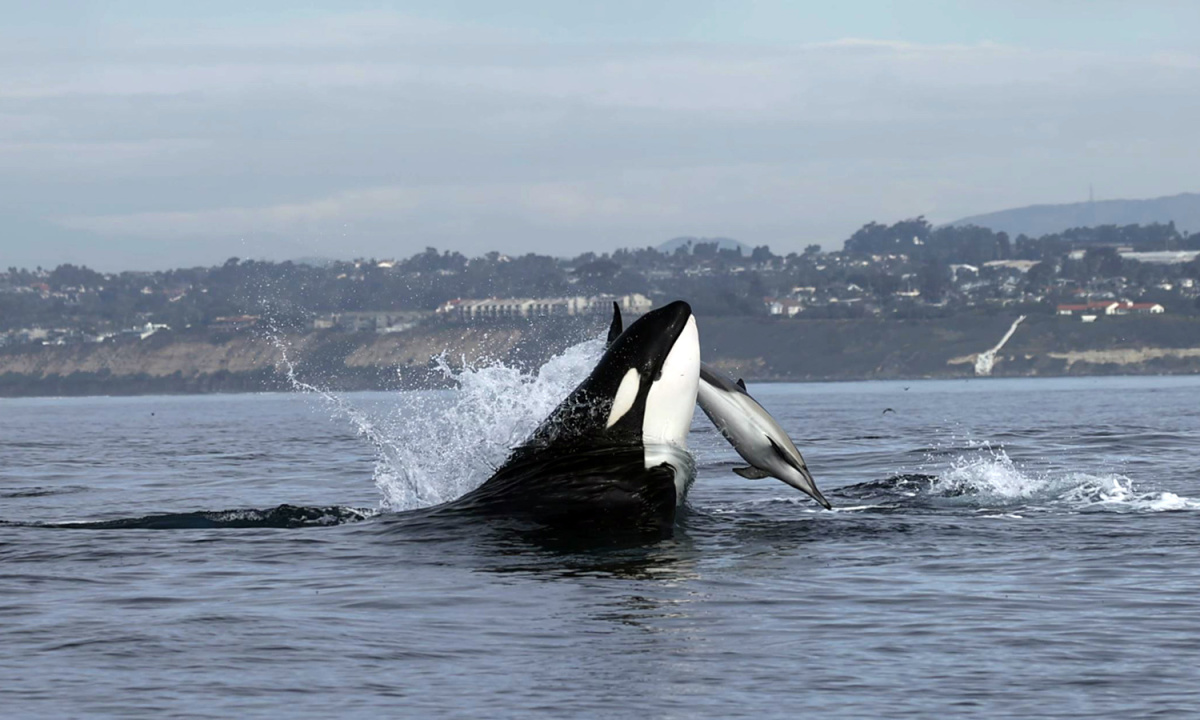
3;348;1200;717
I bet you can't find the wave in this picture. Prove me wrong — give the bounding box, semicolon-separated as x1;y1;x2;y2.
928;448;1198;513
744;447;1199;516
0;485;90;499
6;504;378;530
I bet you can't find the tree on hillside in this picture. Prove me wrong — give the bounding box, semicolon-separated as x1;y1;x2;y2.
48;264;105;291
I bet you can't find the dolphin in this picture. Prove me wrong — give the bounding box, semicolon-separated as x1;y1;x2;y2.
451;301;701;535
697;363;831;509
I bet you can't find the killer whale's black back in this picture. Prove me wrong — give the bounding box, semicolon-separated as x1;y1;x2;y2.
446;301;696;537
448;445;678;537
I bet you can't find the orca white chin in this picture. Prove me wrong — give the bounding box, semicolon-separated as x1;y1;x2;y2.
643;314;699;449
642;314;700;502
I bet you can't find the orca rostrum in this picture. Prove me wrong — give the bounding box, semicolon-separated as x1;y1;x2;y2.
450;301;701;535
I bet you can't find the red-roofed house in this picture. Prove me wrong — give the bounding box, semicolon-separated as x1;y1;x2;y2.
1057;301;1119;316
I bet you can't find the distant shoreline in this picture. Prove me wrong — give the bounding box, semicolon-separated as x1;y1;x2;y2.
4;314;1200;398
3;367;1199;401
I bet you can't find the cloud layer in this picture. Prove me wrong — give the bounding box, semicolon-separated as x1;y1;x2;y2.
2;11;1198;269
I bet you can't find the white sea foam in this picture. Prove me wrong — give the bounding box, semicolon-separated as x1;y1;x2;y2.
924;446;1198;513
370;339;604;510
271;329;603;511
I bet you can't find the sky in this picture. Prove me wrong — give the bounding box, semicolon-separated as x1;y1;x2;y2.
2;1;1199;270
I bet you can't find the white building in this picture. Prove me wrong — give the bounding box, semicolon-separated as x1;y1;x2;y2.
765;298;804;317
438;293;652;321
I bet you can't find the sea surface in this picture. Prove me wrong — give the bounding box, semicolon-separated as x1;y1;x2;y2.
3;355;1200;717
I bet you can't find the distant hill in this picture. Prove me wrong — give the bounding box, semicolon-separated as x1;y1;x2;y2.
656;236;751;256
949;193;1200;237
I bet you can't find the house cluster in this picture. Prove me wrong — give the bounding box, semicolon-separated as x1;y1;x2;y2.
209;315;261;332
436;293;652;321
1056;301;1165;322
0;322;172;348
312;311;427;333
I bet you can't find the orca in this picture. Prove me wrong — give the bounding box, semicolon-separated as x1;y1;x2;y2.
449;300;700;535
697;362;831;509
606;300;623;346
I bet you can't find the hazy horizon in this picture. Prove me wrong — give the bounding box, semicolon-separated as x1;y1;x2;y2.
3;1;1199;271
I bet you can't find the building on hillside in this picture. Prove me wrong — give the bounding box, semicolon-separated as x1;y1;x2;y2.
1114;302;1165;315
313;311;428;333
1057;301;1120;316
1118;250;1200;265
983;260;1039;273
139;323;170;339
1057;301;1165;318
764;298;804;317
436;294;652;322
949;264;979;281
210;315;260;331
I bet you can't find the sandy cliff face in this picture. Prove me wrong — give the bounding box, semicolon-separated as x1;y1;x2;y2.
0;335;281;378
341;327;526;369
0;322;569;396
3;315;1200;397
1047;347;1200;367
0;328;535;380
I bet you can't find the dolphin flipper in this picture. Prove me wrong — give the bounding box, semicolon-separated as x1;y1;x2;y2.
606;302;623;347
733;466;771;479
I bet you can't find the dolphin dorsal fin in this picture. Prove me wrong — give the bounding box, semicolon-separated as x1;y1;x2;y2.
768;436;806;474
736;378;747;391
606;302;623;347
733;466;770;479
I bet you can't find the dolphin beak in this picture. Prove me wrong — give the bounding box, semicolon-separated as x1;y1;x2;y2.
790;466;832;510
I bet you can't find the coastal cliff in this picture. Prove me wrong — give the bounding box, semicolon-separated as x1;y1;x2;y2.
4;315;1200;397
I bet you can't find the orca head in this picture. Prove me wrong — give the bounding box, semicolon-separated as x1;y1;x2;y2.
602;300;700;449
533;300;699;452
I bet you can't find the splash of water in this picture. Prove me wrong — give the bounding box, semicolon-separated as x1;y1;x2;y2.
936;448;1047;499
805;440;1200;516
371;339;605;509
269;327;604;511
927;446;1199;513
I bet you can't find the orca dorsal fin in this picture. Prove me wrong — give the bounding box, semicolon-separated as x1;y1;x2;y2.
606;302;623;347
768;436;806;474
736;378;747;391
733;466;771;479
